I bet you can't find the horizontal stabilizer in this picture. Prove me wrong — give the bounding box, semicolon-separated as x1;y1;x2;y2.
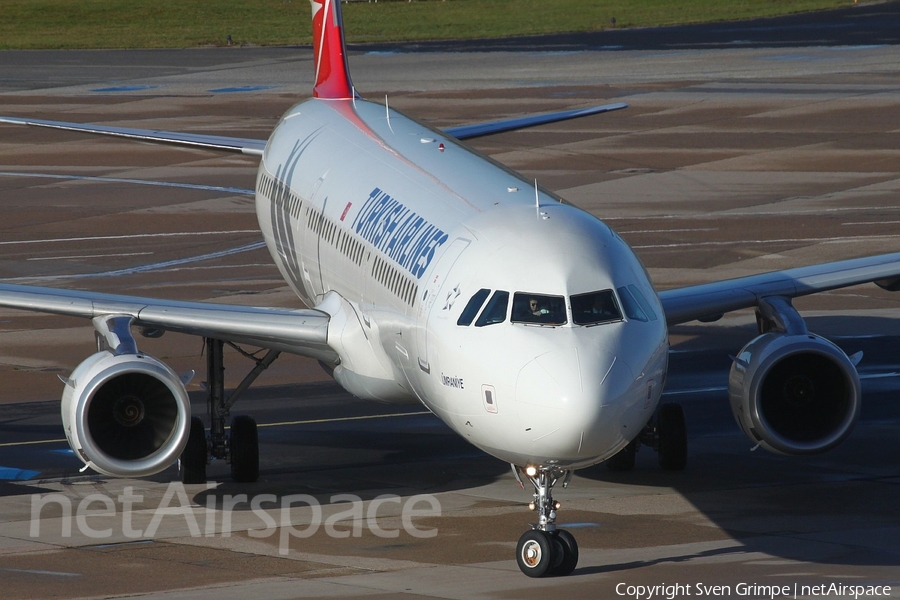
444;102;628;140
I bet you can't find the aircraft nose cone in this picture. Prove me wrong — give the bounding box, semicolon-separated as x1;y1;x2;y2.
514;348;635;463
515;348;633;409
515;347;587;410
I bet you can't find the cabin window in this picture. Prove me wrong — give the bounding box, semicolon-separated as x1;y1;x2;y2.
457;288;490;326
511;293;567;325
475;291;509;327
571;290;622;325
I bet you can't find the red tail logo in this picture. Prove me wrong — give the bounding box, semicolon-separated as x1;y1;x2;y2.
310;0;354;99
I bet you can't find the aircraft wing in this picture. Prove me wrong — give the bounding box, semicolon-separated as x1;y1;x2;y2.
659;252;900;326
0;116;267;156
444;103;628;140
0;283;337;361
1;102;628;151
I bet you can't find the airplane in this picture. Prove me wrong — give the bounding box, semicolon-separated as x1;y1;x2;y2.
2;0;900;578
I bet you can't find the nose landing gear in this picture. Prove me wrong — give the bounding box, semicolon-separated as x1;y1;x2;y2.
513;465;579;577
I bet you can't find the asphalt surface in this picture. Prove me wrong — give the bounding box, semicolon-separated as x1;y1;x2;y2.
1;4;899;599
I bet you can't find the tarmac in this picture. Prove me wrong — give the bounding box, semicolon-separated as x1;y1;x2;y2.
0;4;899;599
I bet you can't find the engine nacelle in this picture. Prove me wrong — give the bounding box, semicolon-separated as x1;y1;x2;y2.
61;351;191;477
728;332;860;455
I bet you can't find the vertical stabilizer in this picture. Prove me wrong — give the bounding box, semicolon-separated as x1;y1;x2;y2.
310;0;355;99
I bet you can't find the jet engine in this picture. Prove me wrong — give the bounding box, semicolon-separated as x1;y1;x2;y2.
60;351;191;477
728;332;860;455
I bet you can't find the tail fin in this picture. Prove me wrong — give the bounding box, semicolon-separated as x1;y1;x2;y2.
310;0;355;99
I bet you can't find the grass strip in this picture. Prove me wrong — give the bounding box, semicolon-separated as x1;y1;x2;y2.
0;0;857;50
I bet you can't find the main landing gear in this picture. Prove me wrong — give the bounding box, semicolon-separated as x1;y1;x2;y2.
512;466;579;577
180;338;281;484
606;402;688;472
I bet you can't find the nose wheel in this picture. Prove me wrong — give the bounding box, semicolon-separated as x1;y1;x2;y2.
517;529;553;577
513;466;579;577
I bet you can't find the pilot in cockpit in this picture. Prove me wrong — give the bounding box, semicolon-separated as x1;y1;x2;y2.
591;294;617;319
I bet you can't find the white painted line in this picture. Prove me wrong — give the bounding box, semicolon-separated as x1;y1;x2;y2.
0;568;80;577
89;242;267;277
663;386;727;396
633;234;900;249
27;252;154;261
2;242;267;282
0;170;254;196
842;220;900;226
603;206;900;222
0;230;260;247
621;228;719;234
859;372;900;380
0;411;430;448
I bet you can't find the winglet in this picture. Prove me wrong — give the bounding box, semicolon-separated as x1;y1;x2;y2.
310;0;355;99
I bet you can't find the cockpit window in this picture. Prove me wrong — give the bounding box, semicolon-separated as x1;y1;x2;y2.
616;284;658;322
457;288;490;326
475;290;509;327
571;290;622;325
511;293;567;325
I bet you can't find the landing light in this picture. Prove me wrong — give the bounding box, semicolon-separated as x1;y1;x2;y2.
525;466;537;477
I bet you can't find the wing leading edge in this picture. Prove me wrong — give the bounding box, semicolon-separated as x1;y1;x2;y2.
0;116;267;156
1;101;628;154
0;283;336;361
445;103;628;140
660;252;900;326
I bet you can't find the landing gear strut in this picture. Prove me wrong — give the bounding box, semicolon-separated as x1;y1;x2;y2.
605;402;688;472
179;338;280;484
513;465;579;577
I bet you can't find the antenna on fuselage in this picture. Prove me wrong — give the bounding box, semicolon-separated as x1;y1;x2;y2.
535;179;549;220
385;95;394;133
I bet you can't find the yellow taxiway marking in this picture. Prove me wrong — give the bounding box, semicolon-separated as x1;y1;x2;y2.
256;411;430;428
0;410;431;448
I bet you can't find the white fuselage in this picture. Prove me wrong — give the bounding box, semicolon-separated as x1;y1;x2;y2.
255;98;668;470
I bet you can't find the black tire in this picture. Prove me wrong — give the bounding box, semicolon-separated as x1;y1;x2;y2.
658;403;687;470
181;416;207;484
606;439;637;471
516;529;553;578
230;414;259;483
550;529;579;576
